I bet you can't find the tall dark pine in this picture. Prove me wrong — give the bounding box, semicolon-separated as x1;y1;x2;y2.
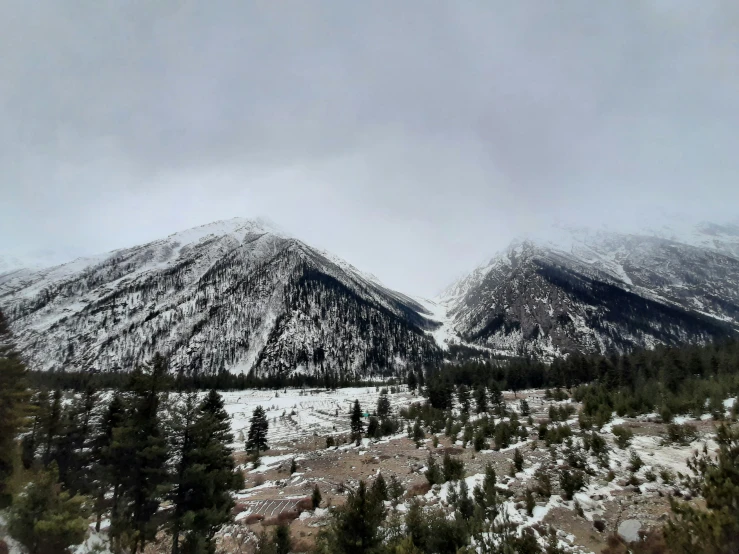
41;389;62;467
376;391;390;418
474;385;488;414
93;393;126;532
246;406;269;453
112;354;171;554
170;390;244;554
350;400;363;444
323;480;385;554
55;384;99;494
0;308;30;507
407;370;417;392
457;385;470;414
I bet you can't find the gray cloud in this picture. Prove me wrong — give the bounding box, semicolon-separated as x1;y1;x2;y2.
2;1;738;295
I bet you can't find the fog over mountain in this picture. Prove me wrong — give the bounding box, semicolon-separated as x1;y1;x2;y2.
2;2;738;297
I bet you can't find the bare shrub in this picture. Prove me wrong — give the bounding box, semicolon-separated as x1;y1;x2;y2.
407;482;431;496
244;514;265;525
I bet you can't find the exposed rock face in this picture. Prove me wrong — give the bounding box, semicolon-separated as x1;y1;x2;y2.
0;218;440;377
440;226;739;358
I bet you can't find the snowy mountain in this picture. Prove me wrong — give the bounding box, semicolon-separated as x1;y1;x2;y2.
0;218;440;377
438;224;739;358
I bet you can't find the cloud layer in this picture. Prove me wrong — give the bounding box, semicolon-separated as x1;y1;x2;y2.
2;1;738;295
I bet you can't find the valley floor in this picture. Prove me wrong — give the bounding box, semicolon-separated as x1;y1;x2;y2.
3;387;733;554
214;388;731;554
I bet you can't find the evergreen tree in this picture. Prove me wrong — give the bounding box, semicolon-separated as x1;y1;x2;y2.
513;448;524;472
55;384;99;494
21;390;47;471
412;419;425;447
0;309;30;506
41;389;62;467
93;393;126;532
273;523;291;554
370;473;388;503
8;466;89;554
424;454;443;486
317;480;385;554
171;389;244;554
474;385;488;414
376;391;390;418
442;452;465;482
246;405;269;453
407;370;417;393
350;400;364;444
473;463;499;520
312;484;322;509
111;354;171;554
666;424;739;553
489;384;504;415
519;398;530;416
417;369;425;390
457;385;470;414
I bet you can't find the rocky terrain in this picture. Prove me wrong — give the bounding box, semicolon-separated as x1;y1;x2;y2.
438;224;739;358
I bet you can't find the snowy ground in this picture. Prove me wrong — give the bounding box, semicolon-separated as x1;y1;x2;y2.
221;386;416;447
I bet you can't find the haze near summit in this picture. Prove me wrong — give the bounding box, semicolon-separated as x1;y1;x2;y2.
1;2;738;296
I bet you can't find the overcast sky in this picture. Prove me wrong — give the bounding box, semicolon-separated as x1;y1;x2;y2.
2;2;738;296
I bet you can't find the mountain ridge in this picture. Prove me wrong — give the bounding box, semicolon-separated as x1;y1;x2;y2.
437;224;739;358
0;218;440;377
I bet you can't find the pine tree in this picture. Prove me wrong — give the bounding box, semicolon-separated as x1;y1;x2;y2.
21;390;47;471
519;398;530;416
407;371;417;392
246;406;269;453
370;473;388;503
489;384;504;415
473;463;499;520
457;385;470;414
55;384;99;494
513;448;524;472
665;424;739;553
376;391;390;418
424;454;442;486
93;393;126;532
171;389;244;554
112;354;171;554
0;309;30;506
273;523;291;554
350;400;363;444
312;484;322;509
317;480;385;554
8;465;89;554
474;385;488;414
41;389;62;467
412;419;425;447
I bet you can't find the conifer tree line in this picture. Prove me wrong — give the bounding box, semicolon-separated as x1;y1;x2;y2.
0;310;244;554
421;339;739;419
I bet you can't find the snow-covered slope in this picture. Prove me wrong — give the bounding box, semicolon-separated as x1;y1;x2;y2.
0;218;440;377
439;224;739;358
